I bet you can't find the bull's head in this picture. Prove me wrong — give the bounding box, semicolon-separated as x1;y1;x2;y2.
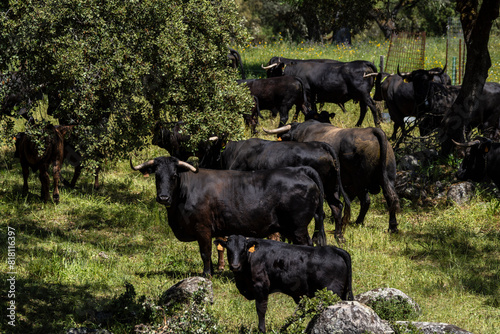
214;235;258;272
453;138;491;182
152;121;192;161
261;59;285;77
397;65;447;112
130;156;197;207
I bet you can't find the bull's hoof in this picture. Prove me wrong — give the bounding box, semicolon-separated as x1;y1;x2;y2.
53;194;60;204
334;233;346;244
388;227;399;234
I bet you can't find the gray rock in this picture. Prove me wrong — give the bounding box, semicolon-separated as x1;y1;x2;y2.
306;301;394;334
354;287;421;316
447;182;475;205
395;321;473;334
398;155;420;171
159;276;213;307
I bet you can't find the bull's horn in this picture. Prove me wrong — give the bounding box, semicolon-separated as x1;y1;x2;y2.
130;157;155;171
209;136;218;141
178;160;198;173
397;65;410;77
363;72;378;78
262;124;292;134
261;63;279;70
452;139;481;147
429;64;447;76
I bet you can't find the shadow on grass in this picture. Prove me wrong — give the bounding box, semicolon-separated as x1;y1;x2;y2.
0;277;109;334
396;225;500;304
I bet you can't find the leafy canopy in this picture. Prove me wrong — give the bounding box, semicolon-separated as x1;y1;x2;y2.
0;0;252;166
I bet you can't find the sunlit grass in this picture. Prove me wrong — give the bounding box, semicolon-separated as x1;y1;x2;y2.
1;36;500;334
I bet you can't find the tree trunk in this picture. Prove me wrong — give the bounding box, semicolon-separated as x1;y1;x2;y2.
300;2;323;42
440;0;500;154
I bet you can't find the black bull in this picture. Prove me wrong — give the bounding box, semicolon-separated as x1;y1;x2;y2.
397;68;500;151
454;137;500;190
130;156;325;277
238;76;310;127
215;234;353;333
200;138;349;239
264;60;380;127
265;120;400;238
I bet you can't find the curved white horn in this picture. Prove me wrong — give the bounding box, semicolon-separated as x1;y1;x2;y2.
130;157;155;171
261;63;279;70
178;160;198;173
452;139;481;147
209;136;218;141
262;124;292;134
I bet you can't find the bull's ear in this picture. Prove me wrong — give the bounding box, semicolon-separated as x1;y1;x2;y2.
483;142;491;153
247;240;259;253
214;238;227;250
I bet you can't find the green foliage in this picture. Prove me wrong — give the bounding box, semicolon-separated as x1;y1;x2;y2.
0;0;253;169
280;288;341;333
369;297;419;322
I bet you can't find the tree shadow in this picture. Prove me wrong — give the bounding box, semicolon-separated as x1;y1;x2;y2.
395;225;500;304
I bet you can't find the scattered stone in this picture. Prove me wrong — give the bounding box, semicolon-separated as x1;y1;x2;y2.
305;301;394;334
395;321;473;334
398;155;420;171
159;276;213;307
354;287;421;316
98;251;109;259
447;182;475;205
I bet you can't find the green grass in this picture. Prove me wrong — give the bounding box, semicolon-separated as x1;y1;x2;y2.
1;37;500;334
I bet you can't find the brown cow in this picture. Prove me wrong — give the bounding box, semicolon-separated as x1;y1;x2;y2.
15;124;74;203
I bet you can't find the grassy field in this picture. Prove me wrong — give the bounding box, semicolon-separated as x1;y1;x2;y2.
1;36;500;334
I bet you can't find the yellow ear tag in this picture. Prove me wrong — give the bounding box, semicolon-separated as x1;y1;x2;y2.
404;78;409;83
248;245;255;253
217;244;224;251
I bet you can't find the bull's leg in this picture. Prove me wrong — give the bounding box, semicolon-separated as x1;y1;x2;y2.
21;161;30;196
278;106;289;127
355;101;369;127
382;184;400;233
52;160;62;204
69;164;82;188
326;191;344;243
355;192;371;225
215;236;226;271
38;166;50;203
255;295;269;333
312;199;326;246
197;236;214;277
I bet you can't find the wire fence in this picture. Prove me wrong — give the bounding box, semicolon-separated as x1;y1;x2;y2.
384;31;426;74
446;17;466;85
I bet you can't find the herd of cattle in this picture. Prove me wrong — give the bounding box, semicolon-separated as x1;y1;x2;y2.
8;51;500;332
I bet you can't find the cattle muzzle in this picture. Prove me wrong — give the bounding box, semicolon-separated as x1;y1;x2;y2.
156;195;172;207
229;263;242;272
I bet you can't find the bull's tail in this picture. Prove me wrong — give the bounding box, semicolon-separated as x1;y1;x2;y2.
319;142;350;209
332;246;354;301
373;128;400;228
298;166;326;246
294;76;312;115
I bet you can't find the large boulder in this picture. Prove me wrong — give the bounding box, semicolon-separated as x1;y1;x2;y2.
395;321;473;334
305;301;394;334
159;276;213;307
354;287;421;317
447;182;475;205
